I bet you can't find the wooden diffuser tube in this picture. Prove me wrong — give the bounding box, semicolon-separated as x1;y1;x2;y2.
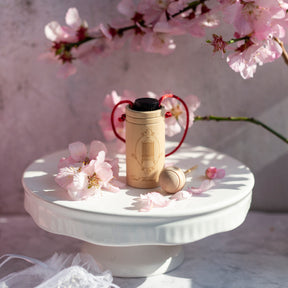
125;105;165;188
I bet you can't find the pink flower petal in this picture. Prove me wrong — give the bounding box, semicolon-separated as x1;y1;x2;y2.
170;190;192;201
165;117;181;137
71;170;88;191
205;167;217;179
104;182;121;193
68;141;87;162
89;140;107;160
96;150;106;164
55;166;77;189
44;21;63;41
104;90;122;108
65;8;82;29
117;0;135;18
110;178;125;188
96;162;113;183
139;192;173;212
187;180;215;194
99;23;113;40
98;113;116;141
216;169;225;179
107;158;119;177
206;167;226;179
81;159;96;175
57;156;77;169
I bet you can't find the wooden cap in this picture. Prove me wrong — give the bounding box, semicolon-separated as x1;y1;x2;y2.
159;166;186;194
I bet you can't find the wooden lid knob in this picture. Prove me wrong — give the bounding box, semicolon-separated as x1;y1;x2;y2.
159;166;186;194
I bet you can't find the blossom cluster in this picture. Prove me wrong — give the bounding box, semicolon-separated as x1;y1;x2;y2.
44;0;288;78
55;140;122;200
98;89;200;146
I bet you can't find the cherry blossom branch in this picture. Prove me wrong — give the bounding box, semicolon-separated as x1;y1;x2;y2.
171;0;208;18
194;115;288;144
50;0;207;59
273;37;288;65
45;2;288;78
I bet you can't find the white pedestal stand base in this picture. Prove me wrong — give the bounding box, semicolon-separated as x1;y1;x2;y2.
23;144;255;278
82;243;184;277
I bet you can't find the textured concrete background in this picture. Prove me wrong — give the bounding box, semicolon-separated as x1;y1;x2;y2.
0;0;287;214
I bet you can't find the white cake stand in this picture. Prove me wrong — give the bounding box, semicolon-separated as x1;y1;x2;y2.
22;143;254;277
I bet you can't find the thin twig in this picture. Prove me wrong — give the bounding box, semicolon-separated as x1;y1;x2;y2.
274;37;288;65
194;115;288;144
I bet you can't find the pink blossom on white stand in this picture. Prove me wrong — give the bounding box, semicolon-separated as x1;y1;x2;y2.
138;167;226;210
205;166;226;180
55;140;121;200
139;192;175;212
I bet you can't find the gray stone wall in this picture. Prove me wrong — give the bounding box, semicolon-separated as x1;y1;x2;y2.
0;0;287;213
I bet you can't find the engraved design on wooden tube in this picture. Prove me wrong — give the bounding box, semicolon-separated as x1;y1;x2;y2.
126;106;165;188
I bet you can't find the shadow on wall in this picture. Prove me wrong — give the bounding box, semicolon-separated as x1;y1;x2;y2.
253;152;288;212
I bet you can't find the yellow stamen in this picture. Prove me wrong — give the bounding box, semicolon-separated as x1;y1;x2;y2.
88;173;101;189
171;105;183;120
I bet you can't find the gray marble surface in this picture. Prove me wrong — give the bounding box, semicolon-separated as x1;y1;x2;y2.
0;212;287;288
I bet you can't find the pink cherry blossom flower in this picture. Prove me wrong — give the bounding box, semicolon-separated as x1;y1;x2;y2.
227;38;282;79
137;0;191;37
81;151;116;190
139;192;174;212
56;166;93;200
42;1;288;79
221;0;288;43
45;7;87;43
205;167;226;179
58;140;107;169
98;90;126;143
165;116;182;137
99;90;200;147
117;0;178;54
117;0;147;39
229;1;287;41
217;0;288;78
55;166;81;192
99;90;137;152
209;34;228;54
67;171;92;200
44;8;91;76
45;8;122;77
73;23;126;65
118;0;173;28
163;94;200;137
99;113;119;142
55;140;121;200
161;2;219;38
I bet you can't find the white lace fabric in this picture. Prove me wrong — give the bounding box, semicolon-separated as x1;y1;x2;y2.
0;253;120;288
